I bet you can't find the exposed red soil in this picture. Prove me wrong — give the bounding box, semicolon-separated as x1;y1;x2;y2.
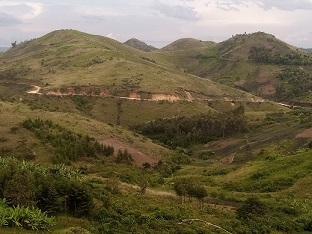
296;127;312;138
256;76;270;84
258;84;276;96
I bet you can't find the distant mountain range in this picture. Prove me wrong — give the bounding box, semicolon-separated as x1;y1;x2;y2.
304;48;312;53
0;47;9;52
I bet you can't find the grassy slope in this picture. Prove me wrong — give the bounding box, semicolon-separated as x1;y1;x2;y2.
0;29;288;129
0;100;171;165
0;30;252;101
153;32;312;102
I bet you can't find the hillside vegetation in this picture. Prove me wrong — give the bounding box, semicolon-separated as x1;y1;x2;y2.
0;29;252;102
153;32;312;103
1;29;312;233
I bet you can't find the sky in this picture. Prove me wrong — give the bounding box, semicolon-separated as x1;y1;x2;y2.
0;0;312;48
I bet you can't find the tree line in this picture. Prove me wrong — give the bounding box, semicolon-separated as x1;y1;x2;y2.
249;46;312;65
275;67;312;100
133;105;247;148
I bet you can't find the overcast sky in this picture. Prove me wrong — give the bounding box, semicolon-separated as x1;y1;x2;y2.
0;0;312;48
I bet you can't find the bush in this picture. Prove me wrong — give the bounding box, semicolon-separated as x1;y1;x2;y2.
237;197;267;220
115;149;133;165
0;157;93;216
0;198;54;230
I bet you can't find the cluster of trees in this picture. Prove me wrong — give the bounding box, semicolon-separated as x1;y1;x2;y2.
173;178;208;205
133;106;247;148
0;157;92;218
21;118;114;163
275;67;312;100
249;46;312;65
115;149;134;165
71;96;94;112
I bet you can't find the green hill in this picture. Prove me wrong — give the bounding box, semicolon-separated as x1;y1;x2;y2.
0;29;252;101
154;32;312;103
0;29;282;128
160;38;215;52
124;38;158;52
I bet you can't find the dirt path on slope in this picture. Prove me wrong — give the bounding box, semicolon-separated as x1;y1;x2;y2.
26;85;42;94
88;174;236;211
25;85;268;103
89;174;175;197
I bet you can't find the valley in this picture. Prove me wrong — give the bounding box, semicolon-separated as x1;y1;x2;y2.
0;29;312;234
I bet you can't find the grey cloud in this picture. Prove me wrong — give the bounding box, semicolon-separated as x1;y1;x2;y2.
258;0;312;11
216;2;240;11
1;4;33;16
152;0;199;21
206;0;244;11
0;13;21;26
81;15;107;23
212;0;312;11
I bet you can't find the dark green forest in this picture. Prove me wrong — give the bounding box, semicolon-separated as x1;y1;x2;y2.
249;46;312;65
133;106;247;148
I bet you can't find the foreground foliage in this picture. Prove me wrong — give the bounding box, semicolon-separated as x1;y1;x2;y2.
0;199;54;231
0;157;92;216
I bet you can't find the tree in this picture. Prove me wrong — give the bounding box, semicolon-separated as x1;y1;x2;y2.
3;169;36;206
237;197;266;220
116;100;123;125
137;178;148;195
11;41;17;48
115;149;133;165
173;178;192;204
190;185;208;202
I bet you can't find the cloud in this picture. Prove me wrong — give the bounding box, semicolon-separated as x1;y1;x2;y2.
209;0;312;11
152;0;199;21
257;0;312;11
0;12;21;26
0;2;43;21
216;2;240;11
22;3;44;20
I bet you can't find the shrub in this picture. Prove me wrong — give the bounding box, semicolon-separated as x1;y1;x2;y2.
0;198;54;230
237;197;267;220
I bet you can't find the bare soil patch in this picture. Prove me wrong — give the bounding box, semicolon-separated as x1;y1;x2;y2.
258;84;276;96
296;127;312;138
